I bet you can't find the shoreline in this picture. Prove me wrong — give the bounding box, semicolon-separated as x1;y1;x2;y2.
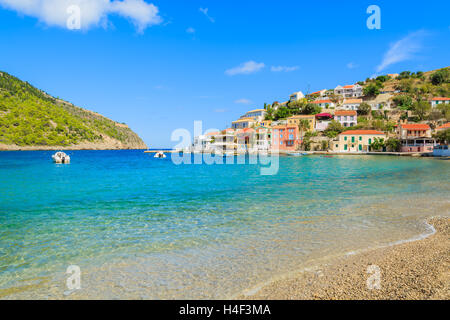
238;217;449;300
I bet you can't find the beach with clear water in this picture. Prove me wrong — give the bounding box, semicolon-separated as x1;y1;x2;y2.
0;150;449;299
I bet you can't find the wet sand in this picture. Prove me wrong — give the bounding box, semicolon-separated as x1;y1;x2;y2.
240;217;449;300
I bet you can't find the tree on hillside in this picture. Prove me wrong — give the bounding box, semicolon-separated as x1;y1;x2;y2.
324;120;344;138
436;103;450;121
397;71;412;80
370;138;385;152
298;119;310;140
396;79;414;93
287;100;304;115
393;95;414;110
363;82;382;97
301;103;321;115
358;103;372;115
430;68;450;85
265;107;275;120
434;129;450;145
274;106;291;120
412;100;431;121
385;138;401;152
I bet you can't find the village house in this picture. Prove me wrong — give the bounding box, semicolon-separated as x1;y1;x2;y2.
208;130;237;154
397;123;435;153
272;124;300;151
289;91;305;102
312;99;336;109
436;123;450;132
338;98;362;111
332;130;386;153
430;97;450;108
241;109;267;122
307;89;327;98
334;110;357;128
287;115;315;132
231;117;256;129
334;84;363;98
315;113;333;131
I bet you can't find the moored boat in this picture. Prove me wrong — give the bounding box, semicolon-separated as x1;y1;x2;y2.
52;152;71;164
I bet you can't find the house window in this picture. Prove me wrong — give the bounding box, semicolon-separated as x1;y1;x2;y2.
335;144;338;148
352;137;355;143
289;134;294;140
344;136;347;141
369;138;372;144
359;136;362;141
280;141;283;145
359;144;362;151
344;145;348;150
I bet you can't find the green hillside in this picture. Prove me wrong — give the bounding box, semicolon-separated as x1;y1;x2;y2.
0;72;147;149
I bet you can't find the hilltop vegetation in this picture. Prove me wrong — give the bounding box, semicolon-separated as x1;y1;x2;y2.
0;72;146;149
263;67;450;130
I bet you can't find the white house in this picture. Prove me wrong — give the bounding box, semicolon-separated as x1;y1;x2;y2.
334;110;357;128
289;91;305;102
430;97;450;108
335;84;363;98
312;99;336;109
338;98;362;111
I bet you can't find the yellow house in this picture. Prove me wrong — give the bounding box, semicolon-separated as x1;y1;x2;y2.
232;117;257;129
332;130;386;152
287;115;316;132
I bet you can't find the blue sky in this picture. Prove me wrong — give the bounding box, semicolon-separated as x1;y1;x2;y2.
0;0;449;147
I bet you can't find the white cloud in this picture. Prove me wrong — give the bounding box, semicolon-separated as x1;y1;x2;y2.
0;0;162;32
376;30;427;73
186;27;195;34
199;7;214;23
225;61;265;76
271;65;299;72
234;98;252;105
346;62;358;69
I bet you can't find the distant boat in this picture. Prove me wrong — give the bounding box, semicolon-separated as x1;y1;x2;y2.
154;151;167;159
52;152;70;164
287;152;307;157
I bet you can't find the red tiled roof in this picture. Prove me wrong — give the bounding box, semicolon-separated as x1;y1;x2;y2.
312;99;332;104
400;124;431;130
335;110;357;116
343;85;355;89
431;97;450;101
437;123;450;130
206;131;221;136
343;98;362;104
342;130;385;135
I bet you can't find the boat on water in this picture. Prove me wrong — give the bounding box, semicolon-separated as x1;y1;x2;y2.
154;151;167;159
286;152;307;157
52;152;70;164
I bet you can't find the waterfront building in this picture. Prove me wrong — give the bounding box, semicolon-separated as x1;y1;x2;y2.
334;110;357;128
332;130;386;152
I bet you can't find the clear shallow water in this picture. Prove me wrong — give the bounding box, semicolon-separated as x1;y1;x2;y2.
0;151;449;299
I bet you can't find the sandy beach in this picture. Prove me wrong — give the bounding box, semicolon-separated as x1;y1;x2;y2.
240;217;449;300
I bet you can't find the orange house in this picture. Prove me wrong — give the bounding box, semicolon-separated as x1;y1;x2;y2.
271;125;300;151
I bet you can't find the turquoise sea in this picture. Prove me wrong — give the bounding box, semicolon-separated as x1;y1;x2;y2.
0;150;449;299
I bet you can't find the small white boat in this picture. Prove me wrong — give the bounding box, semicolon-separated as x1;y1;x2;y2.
154;151;167;159
52;152;71;164
286;152;307;157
